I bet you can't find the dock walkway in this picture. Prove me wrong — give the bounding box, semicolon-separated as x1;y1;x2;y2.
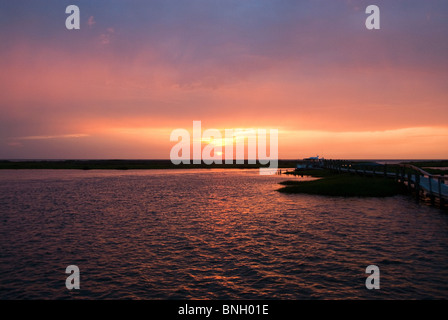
321;160;447;207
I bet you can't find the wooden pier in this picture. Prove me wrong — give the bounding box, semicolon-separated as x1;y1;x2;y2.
321;160;447;208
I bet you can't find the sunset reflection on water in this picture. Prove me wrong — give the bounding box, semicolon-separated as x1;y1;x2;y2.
0;169;448;299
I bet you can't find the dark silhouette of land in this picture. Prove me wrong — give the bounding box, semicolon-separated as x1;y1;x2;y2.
0;159;298;170
277;160;448;199
278;171;407;197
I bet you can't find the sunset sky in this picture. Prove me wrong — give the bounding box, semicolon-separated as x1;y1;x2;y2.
1;0;447;159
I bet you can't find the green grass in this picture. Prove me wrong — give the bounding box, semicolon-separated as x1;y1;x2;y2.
278;173;405;197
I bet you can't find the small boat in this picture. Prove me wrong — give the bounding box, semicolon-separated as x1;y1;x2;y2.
295;155;324;171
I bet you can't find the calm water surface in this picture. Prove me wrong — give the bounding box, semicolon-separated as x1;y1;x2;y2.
1;169;448;299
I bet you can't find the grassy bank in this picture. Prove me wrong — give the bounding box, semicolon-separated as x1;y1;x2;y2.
278;172;405;197
403;160;448;175
404;160;448;167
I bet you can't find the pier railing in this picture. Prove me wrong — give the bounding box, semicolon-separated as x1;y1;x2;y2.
321;160;447;208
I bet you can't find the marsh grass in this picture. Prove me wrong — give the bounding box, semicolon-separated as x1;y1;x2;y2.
278;173;406;197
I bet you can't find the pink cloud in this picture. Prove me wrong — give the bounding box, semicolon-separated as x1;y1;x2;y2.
100;28;115;45
7;142;23;148
87;16;96;28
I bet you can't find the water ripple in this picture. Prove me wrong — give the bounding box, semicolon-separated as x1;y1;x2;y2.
0;169;448;299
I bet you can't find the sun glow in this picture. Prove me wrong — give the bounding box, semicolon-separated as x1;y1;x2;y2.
200;137;234;147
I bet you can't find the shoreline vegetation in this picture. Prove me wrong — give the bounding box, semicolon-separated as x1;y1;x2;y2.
278;160;448;197
0;159;446;172
277;169;407;197
0;159;298;170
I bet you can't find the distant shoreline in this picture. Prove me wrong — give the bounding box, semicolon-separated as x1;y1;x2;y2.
0;159;447;170
0;159;298;170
